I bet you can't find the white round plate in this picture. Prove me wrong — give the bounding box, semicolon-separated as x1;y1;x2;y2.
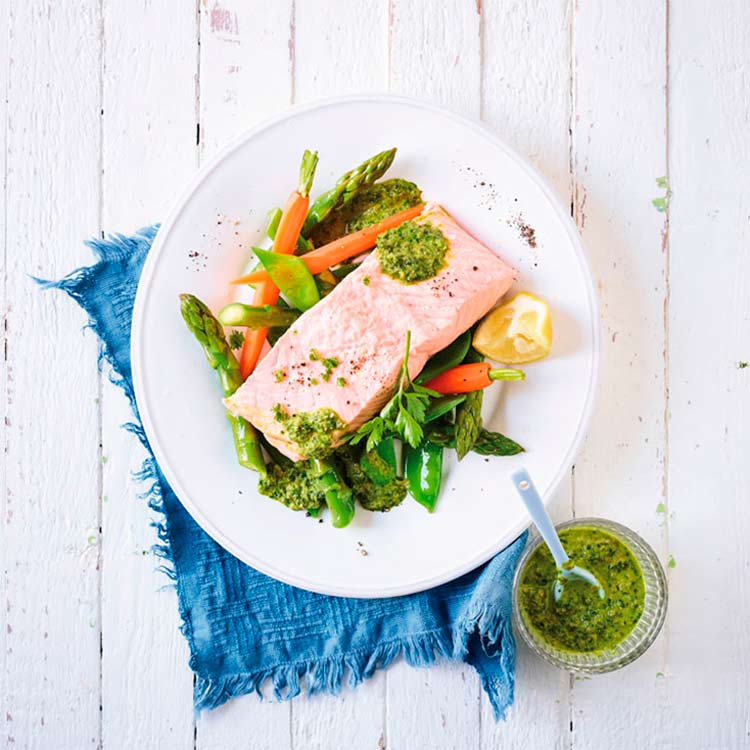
132;95;599;598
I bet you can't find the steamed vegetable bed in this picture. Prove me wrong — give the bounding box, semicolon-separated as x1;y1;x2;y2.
180;147;550;528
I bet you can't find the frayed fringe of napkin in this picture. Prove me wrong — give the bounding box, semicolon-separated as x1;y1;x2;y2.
39;228;516;722
193;600;514;720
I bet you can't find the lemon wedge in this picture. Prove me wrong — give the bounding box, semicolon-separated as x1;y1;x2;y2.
473;292;552;364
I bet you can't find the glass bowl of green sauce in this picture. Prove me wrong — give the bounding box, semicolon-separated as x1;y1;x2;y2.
512;518;667;673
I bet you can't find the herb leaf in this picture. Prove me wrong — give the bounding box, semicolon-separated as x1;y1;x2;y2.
228;329;245;349
396;407;423;447
403;392;428;423
351;417;386;452
352;331;438;449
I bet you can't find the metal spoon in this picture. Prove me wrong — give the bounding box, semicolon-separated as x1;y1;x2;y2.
511;468;605;602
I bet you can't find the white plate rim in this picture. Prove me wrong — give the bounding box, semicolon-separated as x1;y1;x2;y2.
131;93;601;598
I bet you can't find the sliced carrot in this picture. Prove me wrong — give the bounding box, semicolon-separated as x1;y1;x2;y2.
238;282;278;378
238;150;318;378
231;204;425;286
272;190;311;258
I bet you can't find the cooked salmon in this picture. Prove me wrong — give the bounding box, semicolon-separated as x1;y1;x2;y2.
224;203;516;460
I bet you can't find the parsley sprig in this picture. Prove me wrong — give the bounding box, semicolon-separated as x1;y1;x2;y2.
228;329;245;350
351;331;439;451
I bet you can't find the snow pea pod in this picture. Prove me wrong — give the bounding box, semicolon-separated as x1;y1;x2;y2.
253;247;320;311
423;394;467;424
405;441;444;513
375;437;398;471
361;438;398;486
415;330;472;384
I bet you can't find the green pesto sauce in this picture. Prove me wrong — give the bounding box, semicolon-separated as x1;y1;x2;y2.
346;179;423;232
307;178;423;246
376;220;449;284
359;448;396;486
518;527;645;653
259;443;407;513
272;405;344;459
337;446;407;512
257;460;324;511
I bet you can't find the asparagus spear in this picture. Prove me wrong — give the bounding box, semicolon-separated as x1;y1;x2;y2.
454;347;484;460
471;430;524;456
301;147;397;237
179;294;266;474
218;302;300;329
311;458;355;528
426;423;524;457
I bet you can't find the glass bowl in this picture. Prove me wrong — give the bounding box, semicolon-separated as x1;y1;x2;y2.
512;517;668;673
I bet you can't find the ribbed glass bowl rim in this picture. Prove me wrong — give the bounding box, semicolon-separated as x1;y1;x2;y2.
512;517;668;674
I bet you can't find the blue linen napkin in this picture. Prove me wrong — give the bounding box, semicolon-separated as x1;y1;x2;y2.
43;225;527;719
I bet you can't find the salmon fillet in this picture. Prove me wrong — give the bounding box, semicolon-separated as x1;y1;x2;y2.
224;203;516;460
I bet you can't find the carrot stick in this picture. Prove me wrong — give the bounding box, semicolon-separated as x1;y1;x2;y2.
423;362;525;394
272;189;312;258
238;284;277;378
238;150;318;378
231;204;425;286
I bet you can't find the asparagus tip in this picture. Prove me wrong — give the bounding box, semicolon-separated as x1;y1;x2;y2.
298;149;319;197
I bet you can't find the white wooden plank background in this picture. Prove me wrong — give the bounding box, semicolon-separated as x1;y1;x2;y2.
100;3;196;749
2;1;749;748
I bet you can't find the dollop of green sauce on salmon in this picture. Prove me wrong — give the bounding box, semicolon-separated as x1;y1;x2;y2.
272;405;344;459
376;220;449;284
307;178;423;246
518;527;646;653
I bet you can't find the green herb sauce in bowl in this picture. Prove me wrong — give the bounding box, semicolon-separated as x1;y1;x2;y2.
513;518;667;673
518;527;645;653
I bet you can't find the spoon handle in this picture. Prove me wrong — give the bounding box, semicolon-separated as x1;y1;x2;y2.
511;468;569;568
